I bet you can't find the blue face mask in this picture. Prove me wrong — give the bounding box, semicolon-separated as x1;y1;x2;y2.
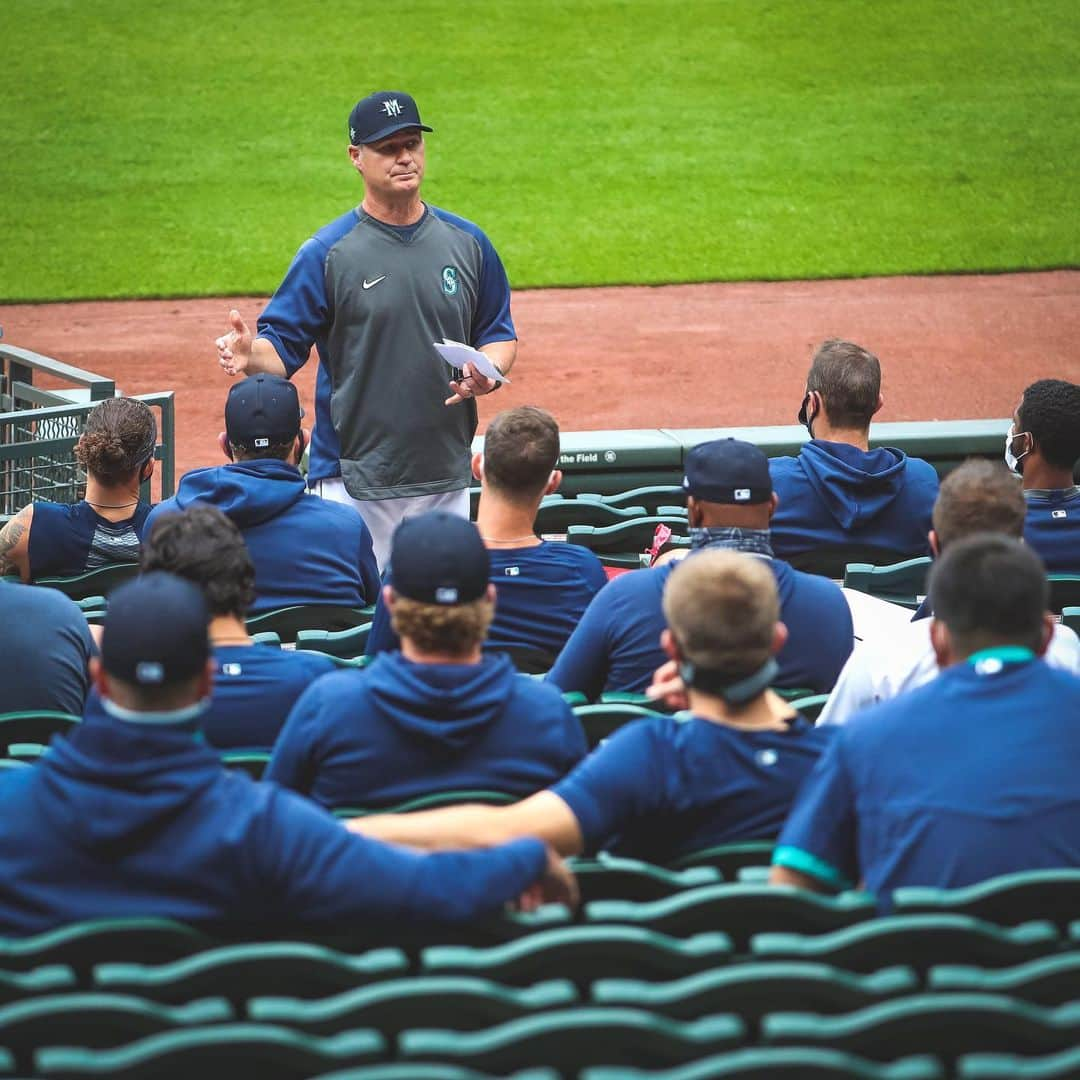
1004;425;1031;475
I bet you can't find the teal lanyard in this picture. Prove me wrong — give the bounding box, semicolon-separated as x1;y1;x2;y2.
967;646;1034;675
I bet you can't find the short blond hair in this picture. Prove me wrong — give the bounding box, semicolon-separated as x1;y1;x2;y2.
662;550;778;676
390;594;495;657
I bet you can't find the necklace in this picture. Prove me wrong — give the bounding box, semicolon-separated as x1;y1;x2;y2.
481;534;538;545
85;498;139;509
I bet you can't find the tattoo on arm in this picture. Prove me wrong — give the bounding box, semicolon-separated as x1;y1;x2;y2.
0;509;30;577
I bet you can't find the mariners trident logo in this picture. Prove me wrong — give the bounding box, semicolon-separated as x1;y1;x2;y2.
381;99;402;117
442;266;459;296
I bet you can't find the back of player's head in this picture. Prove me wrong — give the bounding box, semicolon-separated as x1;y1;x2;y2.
101;571;210;711
932;458;1025;551
929;533;1047;656
75;397;157;485
225;374;303;462
663;549;779;679
142;504;256;619
1017;379;1080;471
806;339;881;430
482;406;560;502
388;512;494;656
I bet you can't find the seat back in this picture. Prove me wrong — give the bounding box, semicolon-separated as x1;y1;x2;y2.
843;557;932;609
34;563;138;600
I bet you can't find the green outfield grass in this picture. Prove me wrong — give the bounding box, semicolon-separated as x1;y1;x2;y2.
1;0;1077;301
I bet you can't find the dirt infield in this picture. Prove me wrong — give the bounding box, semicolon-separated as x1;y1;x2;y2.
2;270;1078;483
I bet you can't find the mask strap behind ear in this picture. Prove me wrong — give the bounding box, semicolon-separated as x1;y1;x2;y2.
678;657;780;706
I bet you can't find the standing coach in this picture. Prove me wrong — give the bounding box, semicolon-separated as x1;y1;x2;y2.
215;91;517;568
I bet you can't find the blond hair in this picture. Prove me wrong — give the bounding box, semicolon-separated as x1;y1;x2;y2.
390;594;494;656
662;550;778;677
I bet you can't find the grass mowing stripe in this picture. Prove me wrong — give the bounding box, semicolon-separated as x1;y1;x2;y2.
1;0;1077;301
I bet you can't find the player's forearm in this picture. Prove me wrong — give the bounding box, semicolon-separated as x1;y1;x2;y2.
480;338;518;377
347;804;505;850
248;338;289;378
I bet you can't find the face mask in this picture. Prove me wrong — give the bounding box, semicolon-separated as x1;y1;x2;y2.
1004;425;1031;475
798;392;817;438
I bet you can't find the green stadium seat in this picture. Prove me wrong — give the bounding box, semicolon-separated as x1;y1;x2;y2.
581;1048;944;1079
0;965;77;1002
0;711;79;744
893;869;1080;930
569;855;721;903
573;703;663;747
420;927;734;986
578;486;685;514
751;915;1061;973
772;687;814;702
957;1047;1080;1079
219;750;272;779
0;992;231;1064
842;556;931;609
35;563;138;600
1061;606;1080;635
76;595;107;624
0;758;30;771
735;866;771;885
310;1069;556;1080
296;624;372;659
1047;575;1080;613
787;546;923;580
591;962;918;1021
94;943;408;1004
250;631;283;647
34;1023;386;1078
567;518;690;568
0;918;214;974
6;741;48;761
585;884;876;947
335;789;519;819
928;952;1080;1006
788;694;830;722
534;495;648;534
244;605;371;644
762;994;1080;1061
250;976;578;1036
398;1007;745;1072
1070;920;1080;943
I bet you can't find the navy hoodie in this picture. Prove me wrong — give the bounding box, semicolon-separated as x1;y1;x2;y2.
0;698;547;935
769;440;938;560
145;460;379;613
266;652;587;810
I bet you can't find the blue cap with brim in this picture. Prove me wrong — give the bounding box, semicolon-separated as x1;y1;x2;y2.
390;512;489;606
348;91;433;145
682;438;773;505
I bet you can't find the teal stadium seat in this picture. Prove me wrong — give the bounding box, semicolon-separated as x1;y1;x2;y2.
309;1069;557;1080
1047;574;1080;613
578;486;685;514
957;1047;1080;1079
533;495;648;534
219;751;272;779
35;563;138;600
244;605;372;644
1061;606;1080;635
788;694;830;722
296;624;372;659
335;789;518;819
0;965;77;1002
751;915;1061;973
249;976;577;1036
787;545;924;580
842;557;931;610
420;927;734;986
573;703;664;747
567;517;690;568
568;855;721;903
398;1007;745;1072
34;1023;386;1079
928;952;1080;1006
0;712;79;744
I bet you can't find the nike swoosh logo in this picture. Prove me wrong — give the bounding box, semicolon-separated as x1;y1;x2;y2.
362;275;386;290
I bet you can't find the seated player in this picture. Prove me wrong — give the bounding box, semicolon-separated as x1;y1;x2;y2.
141;504;336;749
0;397;156;582
0;572;574;935
348;550;835;862
772;534;1080;903
366;406;608;669
266;512;587;810
768;340;939;565
1008;378;1080;572
145;374;379;613
819;459;1080;724
546;438;853;698
0;578;95;715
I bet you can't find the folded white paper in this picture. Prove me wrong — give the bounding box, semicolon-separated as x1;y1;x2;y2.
434;338;511;384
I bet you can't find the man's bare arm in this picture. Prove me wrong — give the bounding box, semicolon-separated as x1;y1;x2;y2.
769;864;831;892
347;791;584;857
0;506;33;581
480;338;518;378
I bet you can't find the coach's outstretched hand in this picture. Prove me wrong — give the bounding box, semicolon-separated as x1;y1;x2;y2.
215;309;253;377
513;846;580;913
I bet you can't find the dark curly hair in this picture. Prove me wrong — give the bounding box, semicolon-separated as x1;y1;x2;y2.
142;504;256;618
1017;379;1080;470
75;398;157;485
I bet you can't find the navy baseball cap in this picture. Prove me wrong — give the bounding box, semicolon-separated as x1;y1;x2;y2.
391;512;490;606
102;573;210;687
348;91;433;146
225;374;303;451
682;438;773;505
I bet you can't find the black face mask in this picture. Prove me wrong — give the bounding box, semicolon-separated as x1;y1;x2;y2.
798;392;817;438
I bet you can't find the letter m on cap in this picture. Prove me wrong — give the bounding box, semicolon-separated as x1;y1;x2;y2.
382;98;402;117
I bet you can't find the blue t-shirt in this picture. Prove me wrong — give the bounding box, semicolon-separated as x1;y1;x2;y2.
0;697;547;935
145;460;379;614
366;542;609;663
775;654;1080;905
546;553;853;699
1024;487;1080;574
552;712;833;860
0;581;95;715
769;441;938;561
265;651;587;810
28;500;151;580
201;645;337;750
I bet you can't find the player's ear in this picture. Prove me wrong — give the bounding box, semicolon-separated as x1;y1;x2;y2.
768;492;779;519
383;585;396;609
471;452;484;481
872;393;885;418
219;433;233;461
544;469;562;496
928;530;940;558
660;628;680;662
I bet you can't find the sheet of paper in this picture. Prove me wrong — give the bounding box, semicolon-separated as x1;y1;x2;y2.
841;587;918;647
434;339;511;384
